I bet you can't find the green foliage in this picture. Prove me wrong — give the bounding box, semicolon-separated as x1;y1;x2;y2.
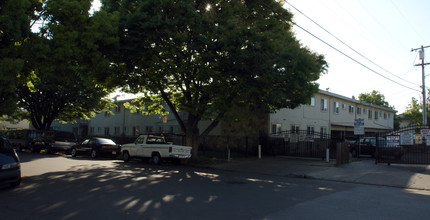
358;90;393;109
123;94;170;116
0;0;41;115
401;97;424;126
108;0;327;152
7;0;119;130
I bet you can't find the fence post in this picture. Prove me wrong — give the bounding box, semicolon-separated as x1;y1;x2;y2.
326;147;329;163
227;136;231;161
258;144;261;159
375;134;379;165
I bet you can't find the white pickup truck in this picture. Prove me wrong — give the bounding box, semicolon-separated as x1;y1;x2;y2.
121;135;192;164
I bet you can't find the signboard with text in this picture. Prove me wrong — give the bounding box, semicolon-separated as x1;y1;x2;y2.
421;129;430;146
354;119;364;135
400;132;414;145
386;135;400;147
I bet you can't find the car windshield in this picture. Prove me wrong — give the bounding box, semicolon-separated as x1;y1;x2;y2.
81;139;90;145
95;138;116;145
360;137;386;146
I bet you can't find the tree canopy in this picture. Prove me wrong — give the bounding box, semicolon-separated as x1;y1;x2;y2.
0;0;40;115
103;0;327;155
358;90;393;109
5;0;119;130
401;97;423;126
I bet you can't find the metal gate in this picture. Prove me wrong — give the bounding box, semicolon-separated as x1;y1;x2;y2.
376;125;430;165
265;130;337;159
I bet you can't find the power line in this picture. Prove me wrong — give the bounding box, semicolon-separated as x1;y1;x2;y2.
256;0;420;92
355;0;409;51
284;0;420;88
390;0;426;43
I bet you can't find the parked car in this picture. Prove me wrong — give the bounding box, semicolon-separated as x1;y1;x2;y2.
32;130;77;154
5;129;42;152
71;137;121;159
0;135;21;188
350;137;386;157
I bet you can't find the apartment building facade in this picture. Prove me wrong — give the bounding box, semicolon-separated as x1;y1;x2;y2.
269;90;396;139
50;90;396;141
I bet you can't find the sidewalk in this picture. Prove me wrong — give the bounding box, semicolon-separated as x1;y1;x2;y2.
210;156;430;190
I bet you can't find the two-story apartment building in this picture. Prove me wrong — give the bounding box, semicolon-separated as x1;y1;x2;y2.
51;100;222;140
270;90;396;139
50;90;396;141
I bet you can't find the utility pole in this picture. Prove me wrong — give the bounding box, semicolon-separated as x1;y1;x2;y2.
412;45;430;128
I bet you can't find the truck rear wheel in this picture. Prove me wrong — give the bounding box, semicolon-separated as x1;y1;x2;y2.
123;151;130;162
152;153;161;165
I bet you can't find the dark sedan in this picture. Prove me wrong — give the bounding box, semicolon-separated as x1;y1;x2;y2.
0;136;21;188
71;137;121;159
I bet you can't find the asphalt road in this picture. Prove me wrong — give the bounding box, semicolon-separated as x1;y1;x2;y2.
1;152;430;220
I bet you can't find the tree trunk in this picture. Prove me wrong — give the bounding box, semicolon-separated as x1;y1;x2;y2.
185;124;200;158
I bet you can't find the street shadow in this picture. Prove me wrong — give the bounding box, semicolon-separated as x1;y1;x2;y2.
0;158;364;220
16;151;66;163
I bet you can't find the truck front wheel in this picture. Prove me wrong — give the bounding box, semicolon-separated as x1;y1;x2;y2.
152;153;161;165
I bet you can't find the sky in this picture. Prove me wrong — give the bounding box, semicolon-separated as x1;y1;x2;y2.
284;0;430;114
91;0;429;114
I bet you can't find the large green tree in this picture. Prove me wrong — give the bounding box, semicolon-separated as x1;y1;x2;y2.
358;90;400;129
0;0;41;115
358;90;393;109
401;97;423;126
105;0;327;156
11;0;119;130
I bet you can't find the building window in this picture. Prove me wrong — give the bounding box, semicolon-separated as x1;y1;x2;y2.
307;126;314;135
368;110;373;119
342;103;347;110
334;101;339;114
114;127;120;135
146;126;153;132
90;127;94;134
104;111;109;117
115;106;121;113
98;127;101;133
375;111;379;120
104;127;110;136
349;105;354;113
388;113;391;119
320;127;328;138
357;107;362;115
133;126;140;136
310;97;315;106
291;125;300;133
321;99;328;111
384;113;387;119
272;124;281;134
363;108;367;114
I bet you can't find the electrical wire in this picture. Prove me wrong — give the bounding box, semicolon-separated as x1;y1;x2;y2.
390;0;426;43
284;0;420;88
355;0;409;50
255;0;420;93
